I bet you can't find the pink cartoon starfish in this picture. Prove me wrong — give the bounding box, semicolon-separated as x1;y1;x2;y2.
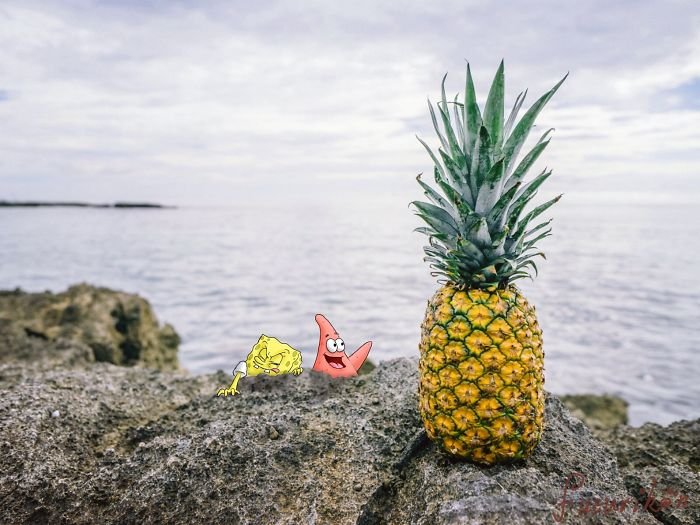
312;314;372;377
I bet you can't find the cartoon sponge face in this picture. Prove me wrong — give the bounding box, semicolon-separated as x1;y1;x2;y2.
245;335;302;377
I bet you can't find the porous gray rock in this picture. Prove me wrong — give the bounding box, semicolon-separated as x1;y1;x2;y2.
0;284;179;370
0;355;663;525
0;286;696;525
357;389;660;525
597;420;699;525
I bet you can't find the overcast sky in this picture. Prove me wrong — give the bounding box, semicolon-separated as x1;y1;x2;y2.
1;0;699;205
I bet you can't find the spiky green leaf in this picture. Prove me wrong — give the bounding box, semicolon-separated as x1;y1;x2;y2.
452;94;467;163
506;169;552;230
475;157;505;214
483;60;505;150
523;229;552;251
427;100;449;152
467;216;492;247
439;74;463;161
470;125;492;191
432;166;472;215
504;89;527;140
416;136;447;183
488;182;522;232
464;63;482;155
411;201;461;236
516;194;562;232
502;73;567;174
416;174;456;217
503;129;553;193
456;237;486;261
415;64;565;288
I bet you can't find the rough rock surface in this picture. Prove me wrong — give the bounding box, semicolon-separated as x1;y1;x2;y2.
2;355;665;525
0;286;696;524
0;284;179;370
596;421;699;525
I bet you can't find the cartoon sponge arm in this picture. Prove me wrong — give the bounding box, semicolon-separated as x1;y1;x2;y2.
217;371;244;396
347;341;372;371
216;361;247;397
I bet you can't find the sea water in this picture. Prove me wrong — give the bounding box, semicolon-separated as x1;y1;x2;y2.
1;194;698;425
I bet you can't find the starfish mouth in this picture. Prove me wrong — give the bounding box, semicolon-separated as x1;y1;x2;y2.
324;354;346;369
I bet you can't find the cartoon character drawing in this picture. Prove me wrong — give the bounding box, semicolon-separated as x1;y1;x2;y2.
312;314;372;377
217;335;303;396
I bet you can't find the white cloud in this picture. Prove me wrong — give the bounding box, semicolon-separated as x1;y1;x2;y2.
0;0;699;204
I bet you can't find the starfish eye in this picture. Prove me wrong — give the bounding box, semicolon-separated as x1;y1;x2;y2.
326;339;338;352
336;338;345;352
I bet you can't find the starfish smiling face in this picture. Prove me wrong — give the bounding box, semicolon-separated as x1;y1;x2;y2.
323;337;348;370
312;314;360;377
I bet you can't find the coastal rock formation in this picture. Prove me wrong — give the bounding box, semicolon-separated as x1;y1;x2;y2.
562;397;698;524
0;284;179;370
1;356;662;525
596;421;699;525
0;286;696;524
561;394;629;430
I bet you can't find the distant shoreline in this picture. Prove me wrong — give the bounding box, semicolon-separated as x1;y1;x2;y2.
0;200;174;209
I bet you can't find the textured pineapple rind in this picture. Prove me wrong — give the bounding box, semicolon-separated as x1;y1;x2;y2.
418;283;545;465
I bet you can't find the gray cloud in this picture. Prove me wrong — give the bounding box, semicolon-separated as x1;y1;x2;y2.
0;0;699;204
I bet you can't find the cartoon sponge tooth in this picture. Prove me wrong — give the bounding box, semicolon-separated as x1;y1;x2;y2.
312;314;372;378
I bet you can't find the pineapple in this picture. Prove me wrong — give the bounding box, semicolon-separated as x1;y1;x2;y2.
414;61;566;465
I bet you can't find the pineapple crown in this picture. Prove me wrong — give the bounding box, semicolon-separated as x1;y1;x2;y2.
412;60;567;289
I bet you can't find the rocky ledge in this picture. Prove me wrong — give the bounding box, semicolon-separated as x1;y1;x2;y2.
0;286;697;524
0;284;179;371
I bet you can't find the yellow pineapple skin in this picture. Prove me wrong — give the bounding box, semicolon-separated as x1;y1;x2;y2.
419;284;545;465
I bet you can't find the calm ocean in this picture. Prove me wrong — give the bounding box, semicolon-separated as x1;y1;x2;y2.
1;194;698;426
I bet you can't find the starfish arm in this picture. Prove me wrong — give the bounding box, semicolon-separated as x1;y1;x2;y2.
347;341;372;371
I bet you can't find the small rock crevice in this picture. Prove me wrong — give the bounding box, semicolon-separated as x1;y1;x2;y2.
22;327;48;340
356;429;432;525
